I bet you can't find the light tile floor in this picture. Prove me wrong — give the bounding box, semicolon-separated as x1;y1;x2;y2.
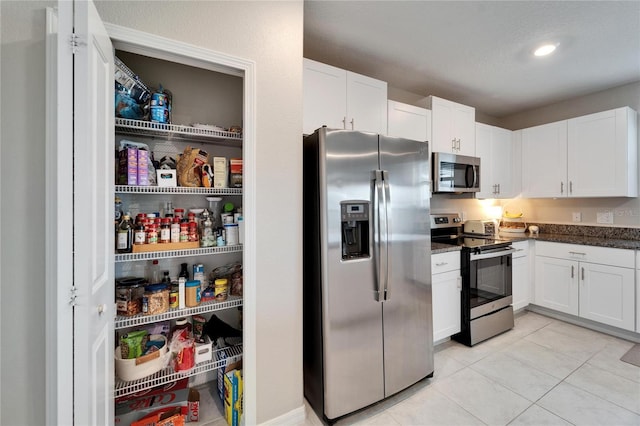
300;311;640;426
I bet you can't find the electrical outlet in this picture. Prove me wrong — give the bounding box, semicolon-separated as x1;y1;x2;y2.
461;211;468;221
572;212;582;222
596;211;614;224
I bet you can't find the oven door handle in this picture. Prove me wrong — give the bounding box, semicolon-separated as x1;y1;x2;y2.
469;247;515;261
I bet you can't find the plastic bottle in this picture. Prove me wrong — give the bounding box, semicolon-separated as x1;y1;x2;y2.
116;214;133;253
149;259;161;284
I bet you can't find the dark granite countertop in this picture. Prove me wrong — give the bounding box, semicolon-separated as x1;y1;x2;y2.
529;233;640;250
431;225;640;254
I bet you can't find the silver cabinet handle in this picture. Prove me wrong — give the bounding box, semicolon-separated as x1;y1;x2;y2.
571;265;574;278
435;262;448;267
581;267;585;281
452;139;457;151
498;183;501;194
457;139;461;151
569;251;586;256
350;118;355;130
561;181;564;194
570;181;573;194
342;117;347;129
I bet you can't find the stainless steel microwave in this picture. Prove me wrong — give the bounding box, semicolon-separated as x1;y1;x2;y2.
432;152;481;193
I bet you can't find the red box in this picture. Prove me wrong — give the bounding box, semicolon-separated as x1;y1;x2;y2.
115;379;189;425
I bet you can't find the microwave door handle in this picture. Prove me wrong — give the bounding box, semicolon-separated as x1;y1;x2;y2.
372;170;384;302
381;170;391;301
465;164;476;188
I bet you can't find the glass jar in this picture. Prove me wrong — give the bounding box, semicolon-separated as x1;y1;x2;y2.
172;317;192;339
142;283;169;315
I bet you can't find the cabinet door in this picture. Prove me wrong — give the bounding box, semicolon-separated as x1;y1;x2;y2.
387;100;428;141
475;123;494;198
534;256;578;315
579;263;635;331
432;270;462;342
568;107;638;197
452;104;476;156
512;249;530;311
430;96;475;155
511;130;523;196
521;121;568;198
303;58;347;134
492;126;513;198
346;71;387;134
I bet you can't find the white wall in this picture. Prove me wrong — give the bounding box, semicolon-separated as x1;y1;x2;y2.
1;2;52;426
1;1;304;425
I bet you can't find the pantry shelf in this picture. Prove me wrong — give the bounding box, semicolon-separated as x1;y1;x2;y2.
115;244;242;263
115;296;243;329
115;118;242;145
115;185;242;195
114;343;243;398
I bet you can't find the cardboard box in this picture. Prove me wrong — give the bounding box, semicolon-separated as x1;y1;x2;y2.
229;158;242;188
224;369;243;426
213;157;228;188
137;150;149;186
114;379;189;426
156;169;177;187
118;147;138;185
217;349;242;401
131;407;185;426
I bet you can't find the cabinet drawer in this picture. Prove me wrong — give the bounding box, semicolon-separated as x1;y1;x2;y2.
511;240;529;258
432;251;461;274
535;241;634;268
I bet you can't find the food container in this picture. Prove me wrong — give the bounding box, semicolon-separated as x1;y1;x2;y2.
185;280;201;307
116;280;145;316
214;278;229;302
114;334;169;381
142;284;170;315
194;335;213;364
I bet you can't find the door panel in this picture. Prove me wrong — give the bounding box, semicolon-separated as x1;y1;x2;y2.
379;135;433;396
73;1;115;424
579;263;634;331
320;129;384;418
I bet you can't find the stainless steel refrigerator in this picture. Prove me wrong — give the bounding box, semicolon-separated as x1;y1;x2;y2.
303;127;433;422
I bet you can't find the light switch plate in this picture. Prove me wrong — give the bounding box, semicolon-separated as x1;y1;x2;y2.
572;212;582;222
596;211;614;224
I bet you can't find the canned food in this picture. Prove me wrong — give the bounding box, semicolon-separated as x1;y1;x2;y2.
214;278;229;302
169;286;179;309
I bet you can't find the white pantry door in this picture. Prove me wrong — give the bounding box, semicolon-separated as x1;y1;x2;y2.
71;0;115;424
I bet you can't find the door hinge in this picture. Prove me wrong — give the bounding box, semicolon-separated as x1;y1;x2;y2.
69;33;80;54
69;286;78;306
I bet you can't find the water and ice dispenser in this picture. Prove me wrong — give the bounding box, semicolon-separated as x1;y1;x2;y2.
340;201;370;260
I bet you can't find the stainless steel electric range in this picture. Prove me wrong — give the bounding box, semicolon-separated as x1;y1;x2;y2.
431;213;515;346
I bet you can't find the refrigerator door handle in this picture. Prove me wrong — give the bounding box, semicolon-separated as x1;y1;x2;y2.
381;170;391;300
372;170;384;302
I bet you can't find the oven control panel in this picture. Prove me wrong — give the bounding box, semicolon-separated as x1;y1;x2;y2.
430;213;462;229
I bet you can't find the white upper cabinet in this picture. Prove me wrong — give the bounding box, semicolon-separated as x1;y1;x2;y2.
521;107;638;198
427;96;475;156
567;107;637;197
475;123;513;198
387;100;429;141
521;120;568;198
303;58;387;135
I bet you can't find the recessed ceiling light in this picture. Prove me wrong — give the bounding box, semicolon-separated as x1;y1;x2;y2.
534;43;557;57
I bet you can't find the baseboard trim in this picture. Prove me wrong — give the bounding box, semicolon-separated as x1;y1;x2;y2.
527;304;640;343
259;405;306;426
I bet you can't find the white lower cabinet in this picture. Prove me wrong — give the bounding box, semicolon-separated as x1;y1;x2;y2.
511;240;530;311
534;241;635;331
431;251;461;342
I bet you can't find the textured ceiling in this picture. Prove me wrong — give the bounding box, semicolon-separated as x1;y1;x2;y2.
304;1;640;118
